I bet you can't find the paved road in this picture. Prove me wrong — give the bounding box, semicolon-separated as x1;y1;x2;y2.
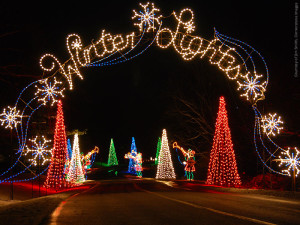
46;178;300;225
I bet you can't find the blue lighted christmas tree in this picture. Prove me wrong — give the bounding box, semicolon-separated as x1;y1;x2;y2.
128;137;137;174
67;138;72;160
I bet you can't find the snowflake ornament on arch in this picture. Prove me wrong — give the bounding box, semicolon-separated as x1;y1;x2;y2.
237;72;267;102
25;136;52;166
261;113;284;136
0;106;22;129
35;77;65;106
71;39;82;50
276;147;300;177
132;2;162;32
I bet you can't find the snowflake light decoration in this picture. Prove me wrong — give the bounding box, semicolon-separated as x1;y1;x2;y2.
276;147;300;177
71;39;82;50
261;113;284;136
25;136;52;166
35;77;65;106
0;106;22;129
237;72;266;102
132;2;162;32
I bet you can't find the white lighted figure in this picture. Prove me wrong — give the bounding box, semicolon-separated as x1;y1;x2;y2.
35;77;65;106
276;147;300;177
0;106;22;129
25;136;52;166
237;72;266;102
132;2;162;32
261;113;284;136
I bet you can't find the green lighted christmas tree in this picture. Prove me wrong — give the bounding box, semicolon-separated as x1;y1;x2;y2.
155;137;162;165
108;138;118;166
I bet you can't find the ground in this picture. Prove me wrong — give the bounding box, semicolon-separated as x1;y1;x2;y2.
1;174;299;225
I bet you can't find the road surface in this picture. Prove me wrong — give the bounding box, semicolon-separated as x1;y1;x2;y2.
45;178;300;225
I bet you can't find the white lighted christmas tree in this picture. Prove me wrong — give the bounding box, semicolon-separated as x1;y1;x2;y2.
156;129;176;179
66;132;85;184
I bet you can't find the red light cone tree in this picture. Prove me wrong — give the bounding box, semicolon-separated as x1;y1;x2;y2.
44;100;70;189
206;97;241;187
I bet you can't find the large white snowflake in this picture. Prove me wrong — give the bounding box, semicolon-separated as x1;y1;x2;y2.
276;147;300;177
237;72;266;102
35;77;65;106
25;136;52;166
0;106;22;129
261;113;284;136
132;2;162;32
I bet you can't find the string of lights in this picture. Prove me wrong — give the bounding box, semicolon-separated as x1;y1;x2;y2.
0;2;296;183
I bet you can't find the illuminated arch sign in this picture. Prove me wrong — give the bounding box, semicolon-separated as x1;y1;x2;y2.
0;2;297;183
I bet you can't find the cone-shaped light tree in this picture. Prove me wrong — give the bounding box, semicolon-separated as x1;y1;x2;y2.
156;129;176;179
128;137;137;174
155;137;162;165
108;138;118;166
66;132;85;184
206;97;242;187
44;100;70;189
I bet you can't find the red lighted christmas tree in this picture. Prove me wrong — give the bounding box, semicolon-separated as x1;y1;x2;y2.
206;97;241;187
44;100;70;189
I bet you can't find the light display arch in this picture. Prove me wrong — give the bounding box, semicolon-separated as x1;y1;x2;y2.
0;2;298;183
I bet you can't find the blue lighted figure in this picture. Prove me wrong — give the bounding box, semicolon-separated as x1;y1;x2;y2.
128;137;137;174
125;152;143;178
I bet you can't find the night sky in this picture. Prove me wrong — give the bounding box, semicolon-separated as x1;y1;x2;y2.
0;1;298;177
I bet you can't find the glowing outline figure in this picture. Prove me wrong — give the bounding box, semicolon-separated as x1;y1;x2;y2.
81;146;99;170
261;113;284;136
125;152;143;178
25;136;52;166
132;2;162;32
0;106;22;129
35;77;65;106
275;147;300;177
173;142;196;181
237;72;266;102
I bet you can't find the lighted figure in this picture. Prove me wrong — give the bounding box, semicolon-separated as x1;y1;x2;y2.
0;106;22;129
132;2;162;32
261;113;284;136
173;142;196;181
125;152;143;178
276;147;300;177
35;77;65;106
237;72;266;102
128;137;138;174
81;146;99;170
25;136;52;166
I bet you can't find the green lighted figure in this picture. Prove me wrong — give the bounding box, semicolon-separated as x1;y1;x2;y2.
173;142;196;181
